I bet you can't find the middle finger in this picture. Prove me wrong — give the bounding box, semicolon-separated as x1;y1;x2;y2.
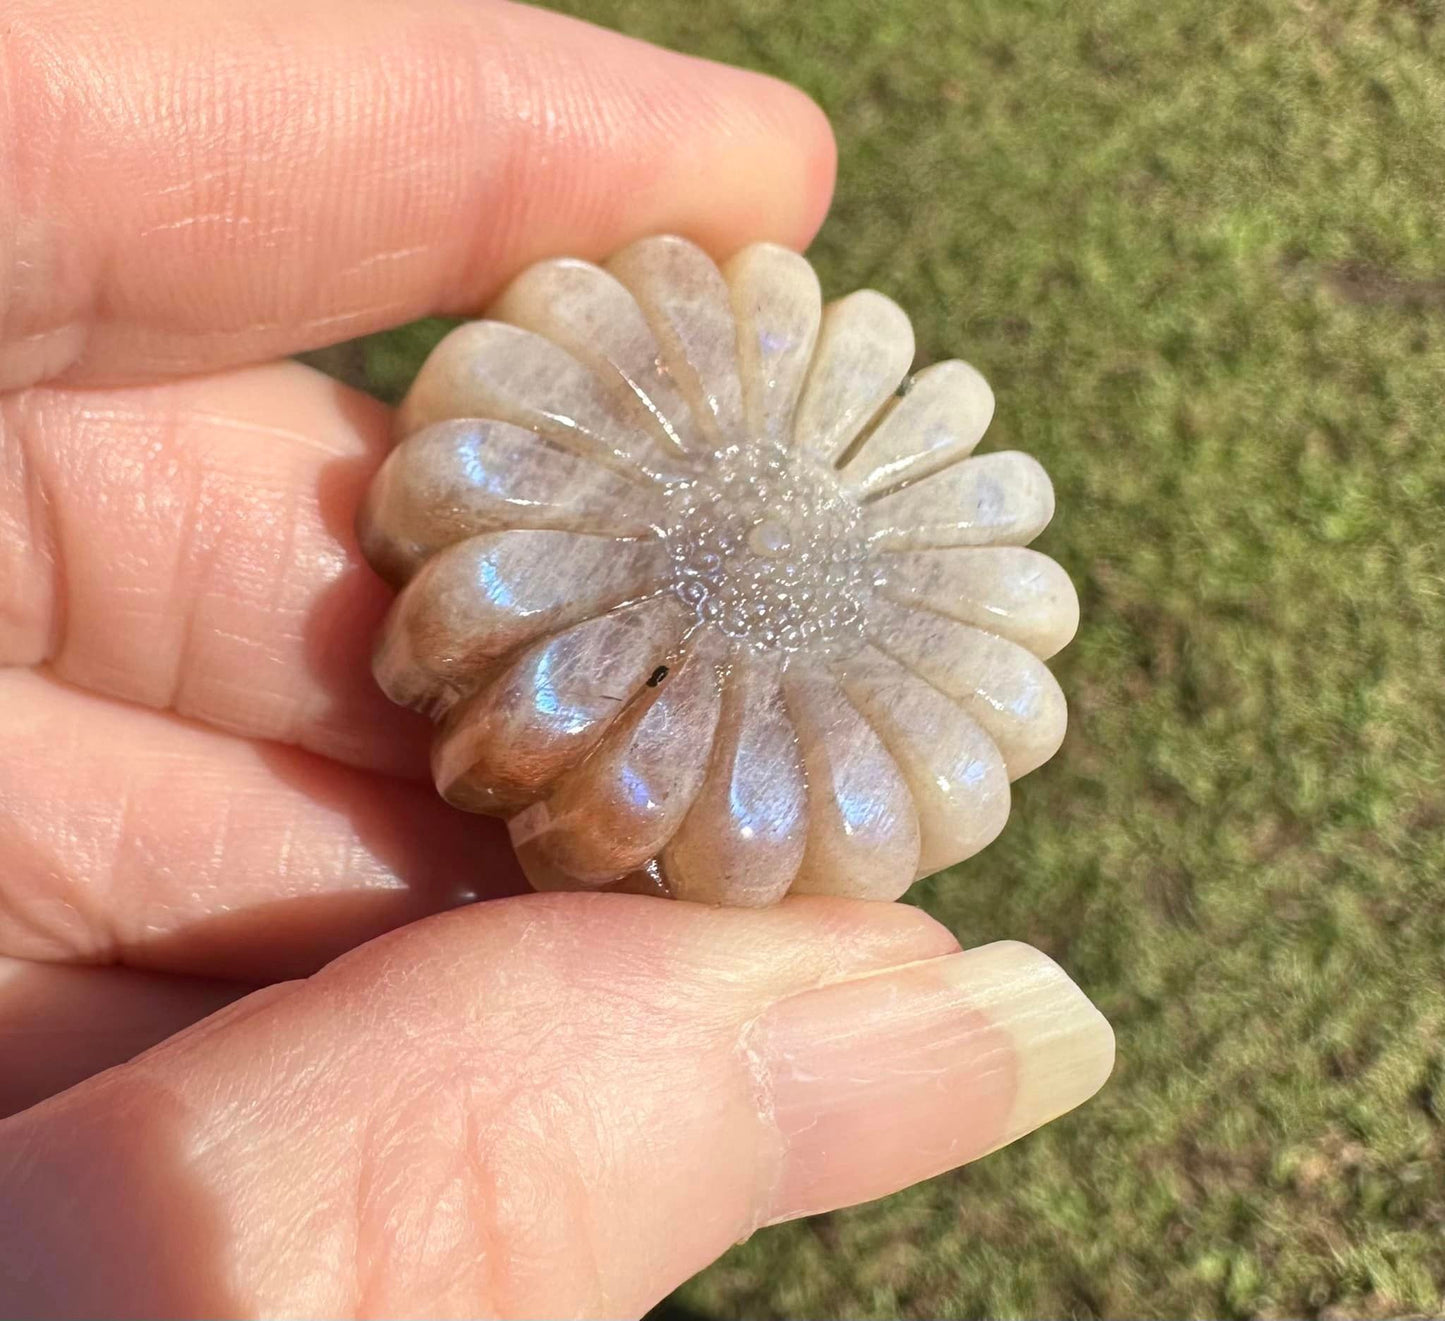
0;669;523;980
0;361;427;777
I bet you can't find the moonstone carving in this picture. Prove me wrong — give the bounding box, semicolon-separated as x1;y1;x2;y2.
360;237;1078;905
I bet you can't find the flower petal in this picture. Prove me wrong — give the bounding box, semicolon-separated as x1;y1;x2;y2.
488;257;704;455
840;359;994;499
661;647;806;905
872;546;1079;659
782;657;921;900
866;598;1067;779
606;235;745;446
723;243;822;446
374;530;669;716
431;593;691;814
793;290;914;464
833;644;1010;876
397;320;692;481
509;625;728;887
864;451;1055;550
359;419;667;587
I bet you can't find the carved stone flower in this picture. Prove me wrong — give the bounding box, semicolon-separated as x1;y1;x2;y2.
360;237;1076;905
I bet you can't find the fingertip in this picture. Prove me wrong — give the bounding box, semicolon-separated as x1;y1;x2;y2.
699;65;837;253
959;940;1116;1136
527;21;838;262
492;0;838;254
783;82;839;247
750;939;1115;1225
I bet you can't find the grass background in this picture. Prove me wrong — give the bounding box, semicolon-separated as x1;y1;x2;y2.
307;0;1445;1314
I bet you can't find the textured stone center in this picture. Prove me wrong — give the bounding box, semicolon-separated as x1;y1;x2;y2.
663;442;871;651
747;516;793;558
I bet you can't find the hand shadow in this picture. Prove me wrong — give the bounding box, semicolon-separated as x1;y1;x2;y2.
0;1073;244;1318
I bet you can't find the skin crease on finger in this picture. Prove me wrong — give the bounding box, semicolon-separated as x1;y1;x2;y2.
0;0;836;388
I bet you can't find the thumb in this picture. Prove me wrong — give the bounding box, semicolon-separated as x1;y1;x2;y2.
0;894;1113;1319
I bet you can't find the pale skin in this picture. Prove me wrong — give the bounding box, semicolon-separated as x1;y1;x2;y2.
0;1;1116;1316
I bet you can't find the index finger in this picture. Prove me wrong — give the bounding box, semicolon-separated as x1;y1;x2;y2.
0;0;836;389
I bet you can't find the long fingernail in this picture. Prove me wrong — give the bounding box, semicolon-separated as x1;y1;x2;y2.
747;940;1114;1225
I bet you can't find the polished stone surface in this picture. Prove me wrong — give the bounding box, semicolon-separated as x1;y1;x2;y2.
360;236;1078;905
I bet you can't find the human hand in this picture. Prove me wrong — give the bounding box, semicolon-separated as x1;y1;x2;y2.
0;0;1114;1314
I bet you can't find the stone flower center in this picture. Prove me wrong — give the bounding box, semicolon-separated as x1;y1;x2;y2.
663;442;871;651
747;516;793;559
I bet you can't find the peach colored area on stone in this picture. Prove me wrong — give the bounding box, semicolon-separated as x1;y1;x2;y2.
359;236;1078;906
